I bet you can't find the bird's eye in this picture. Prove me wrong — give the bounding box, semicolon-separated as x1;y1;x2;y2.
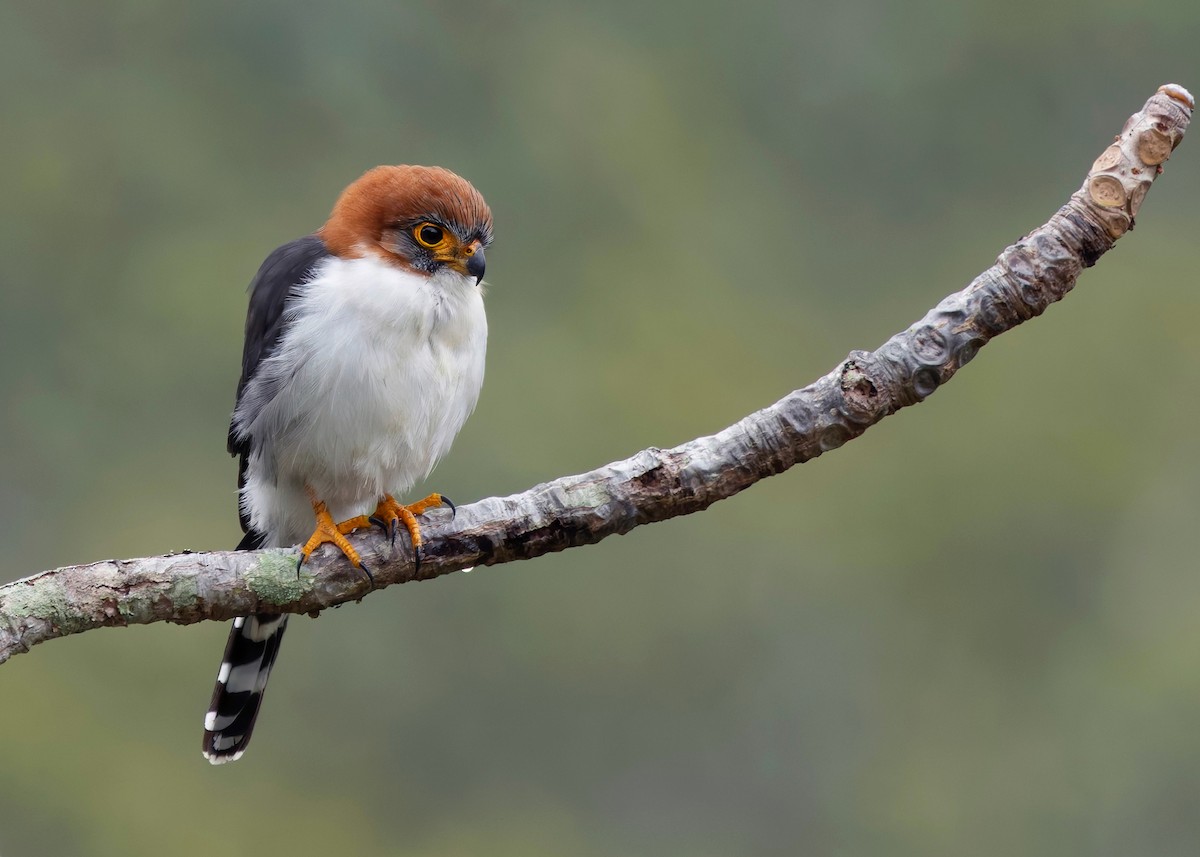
414;223;445;248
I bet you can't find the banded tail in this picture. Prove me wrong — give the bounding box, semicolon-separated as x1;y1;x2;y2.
202;532;288;764
202;612;288;763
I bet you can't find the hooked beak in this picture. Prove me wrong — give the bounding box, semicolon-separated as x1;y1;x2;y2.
465;244;486;285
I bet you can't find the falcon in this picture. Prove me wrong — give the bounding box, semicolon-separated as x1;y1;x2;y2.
202;165;493;763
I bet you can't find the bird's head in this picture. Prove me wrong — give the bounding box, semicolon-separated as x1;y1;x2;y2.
319;165;493;284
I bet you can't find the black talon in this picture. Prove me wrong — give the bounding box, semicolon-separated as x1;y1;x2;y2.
441;495;457;518
358;561;375;589
369;514;400;547
413;545;421;576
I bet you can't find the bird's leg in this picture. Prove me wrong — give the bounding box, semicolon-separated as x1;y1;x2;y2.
337;493;455;573
297;486;373;585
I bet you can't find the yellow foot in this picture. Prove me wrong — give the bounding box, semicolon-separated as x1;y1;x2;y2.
339;493;455;572
297;498;373;586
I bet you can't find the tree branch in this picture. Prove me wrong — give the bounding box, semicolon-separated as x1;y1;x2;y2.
0;84;1192;666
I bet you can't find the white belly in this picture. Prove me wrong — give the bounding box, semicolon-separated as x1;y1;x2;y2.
236;255;487;547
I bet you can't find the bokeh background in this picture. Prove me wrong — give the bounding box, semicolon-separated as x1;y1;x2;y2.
1;1;1198;855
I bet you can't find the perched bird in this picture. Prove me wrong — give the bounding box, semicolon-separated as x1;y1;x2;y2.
202;165;493;764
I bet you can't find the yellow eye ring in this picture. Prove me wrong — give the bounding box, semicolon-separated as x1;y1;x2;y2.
414;222;446;248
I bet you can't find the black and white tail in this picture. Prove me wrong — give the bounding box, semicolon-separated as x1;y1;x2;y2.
203;528;289;764
202;611;289;763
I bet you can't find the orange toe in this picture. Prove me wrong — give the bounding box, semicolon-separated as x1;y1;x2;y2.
367;493;450;558
298;500;365;571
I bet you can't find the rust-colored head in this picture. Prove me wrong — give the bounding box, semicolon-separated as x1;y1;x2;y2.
320;165;493;281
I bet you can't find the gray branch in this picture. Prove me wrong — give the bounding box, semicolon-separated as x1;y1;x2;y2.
0;84;1192;666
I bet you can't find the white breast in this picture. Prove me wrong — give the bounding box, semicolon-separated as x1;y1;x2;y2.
236;254;488;547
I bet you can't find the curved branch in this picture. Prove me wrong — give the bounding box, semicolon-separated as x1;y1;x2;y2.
0;84;1192;666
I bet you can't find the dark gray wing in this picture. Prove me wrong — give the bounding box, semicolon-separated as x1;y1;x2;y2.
229;234;331;534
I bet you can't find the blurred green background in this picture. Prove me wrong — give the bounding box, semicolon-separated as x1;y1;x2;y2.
1;1;1198;855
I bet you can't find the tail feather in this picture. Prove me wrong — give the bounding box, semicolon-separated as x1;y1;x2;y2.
202;530;287;764
202;613;288;763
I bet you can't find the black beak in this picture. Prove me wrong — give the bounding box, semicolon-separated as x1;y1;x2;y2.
466;247;486;284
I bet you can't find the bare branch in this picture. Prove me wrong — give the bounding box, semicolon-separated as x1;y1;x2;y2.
0;84;1192;666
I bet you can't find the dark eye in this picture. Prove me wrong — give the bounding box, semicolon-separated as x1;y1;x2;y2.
414;223;445;248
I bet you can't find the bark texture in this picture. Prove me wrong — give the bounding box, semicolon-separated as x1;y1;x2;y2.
0;84;1192;666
